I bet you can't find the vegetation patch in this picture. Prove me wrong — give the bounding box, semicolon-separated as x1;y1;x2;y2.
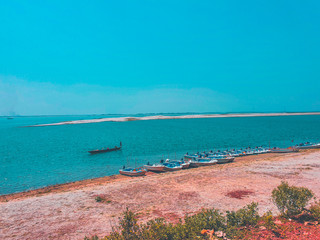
95;194;112;204
226;190;254;199
84;183;320;239
272;181;314;217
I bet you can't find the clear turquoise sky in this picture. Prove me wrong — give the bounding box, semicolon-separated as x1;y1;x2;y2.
0;1;319;115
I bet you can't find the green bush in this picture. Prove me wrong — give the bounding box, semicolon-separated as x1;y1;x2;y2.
95;196;103;202
310;201;320;221
119;208;140;240
226;202;260;227
139;218;174;240
260;211;275;230
182;208;226;239
272;181;314;217
85;203;262;240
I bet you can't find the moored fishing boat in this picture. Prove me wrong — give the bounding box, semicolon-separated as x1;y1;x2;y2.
162;160;183;171
270;147;299;153
184;154;198;161
169;160;191;169
209;155;235;164
89;142;122;154
296;142;320;149
144;163;166;172
119;167;146;176
189;158;218;167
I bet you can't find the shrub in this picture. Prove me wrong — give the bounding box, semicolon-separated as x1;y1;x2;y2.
95;196;103;202
84;236;99;240
119;208;140;240
182;208;226;239
85;204;261;240
310;201;320;221
272;181;314;217
139;218;174;240
260;211;275;230
226;202;260;227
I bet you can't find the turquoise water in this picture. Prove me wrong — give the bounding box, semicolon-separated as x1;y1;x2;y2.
1;114;320;195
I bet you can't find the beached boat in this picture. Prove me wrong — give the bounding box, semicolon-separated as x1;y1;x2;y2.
169;160;190;169
88;142;122;154
209;155;235;164
119;167;146;177
189;158;218;167
181;161;191;169
184;154;198;161
163;162;183;171
144;164;166;172
296;142;320;149
270;147;299;153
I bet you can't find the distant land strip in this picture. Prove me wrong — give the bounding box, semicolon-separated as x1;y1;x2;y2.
28;112;320;127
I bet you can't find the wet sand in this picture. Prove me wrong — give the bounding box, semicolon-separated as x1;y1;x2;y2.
1;149;320;239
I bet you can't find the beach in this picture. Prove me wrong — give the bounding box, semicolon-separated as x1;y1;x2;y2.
1;149;320;240
30;112;320;127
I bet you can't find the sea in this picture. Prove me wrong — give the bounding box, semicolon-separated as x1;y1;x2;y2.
1;113;320;195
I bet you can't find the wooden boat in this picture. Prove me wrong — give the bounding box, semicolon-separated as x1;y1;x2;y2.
211;156;235;164
89;142;122;154
296;143;320;149
163;162;183;171
270;147;299;153
119;167;146;177
181;161;191;169
144;164;166;172
189;158;218;167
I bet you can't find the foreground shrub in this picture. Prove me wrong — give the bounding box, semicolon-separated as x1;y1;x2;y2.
310;201;320;221
260;211;275;230
272;181;314;217
85;203;262;240
226;202;260;227
182;208;226;239
119;208;140;240
225;202;260;239
139;218;174;240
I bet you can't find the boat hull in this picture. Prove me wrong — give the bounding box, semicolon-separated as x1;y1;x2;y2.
189;161;217;167
119;170;146;177
271;148;299;153
89;147;121;154
164;166;183;171
214;157;235;164
181;162;190;169
297;145;320;149
144;165;166;172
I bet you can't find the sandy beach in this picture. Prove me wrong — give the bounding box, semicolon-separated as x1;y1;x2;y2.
30;112;320;127
1;149;320;239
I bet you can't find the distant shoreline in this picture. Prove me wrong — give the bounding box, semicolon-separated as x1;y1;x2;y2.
29;112;320;127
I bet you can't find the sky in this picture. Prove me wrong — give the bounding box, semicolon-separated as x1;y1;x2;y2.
0;0;319;115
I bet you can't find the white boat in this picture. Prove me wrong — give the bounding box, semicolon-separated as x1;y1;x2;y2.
210;156;235;164
119;167;147;177
189;158;218;167
163;162;183;171
144;164;166;172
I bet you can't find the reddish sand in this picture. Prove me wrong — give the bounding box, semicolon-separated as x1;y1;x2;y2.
1;149;320;239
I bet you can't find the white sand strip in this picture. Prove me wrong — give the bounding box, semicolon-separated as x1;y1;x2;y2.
30;112;320;127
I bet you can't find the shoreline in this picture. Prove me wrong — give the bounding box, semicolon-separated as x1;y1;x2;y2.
0;149;317;203
29;112;320;127
1;149;320;239
0;173;132;203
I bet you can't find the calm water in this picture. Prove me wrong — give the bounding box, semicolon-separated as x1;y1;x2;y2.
1;114;320;195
